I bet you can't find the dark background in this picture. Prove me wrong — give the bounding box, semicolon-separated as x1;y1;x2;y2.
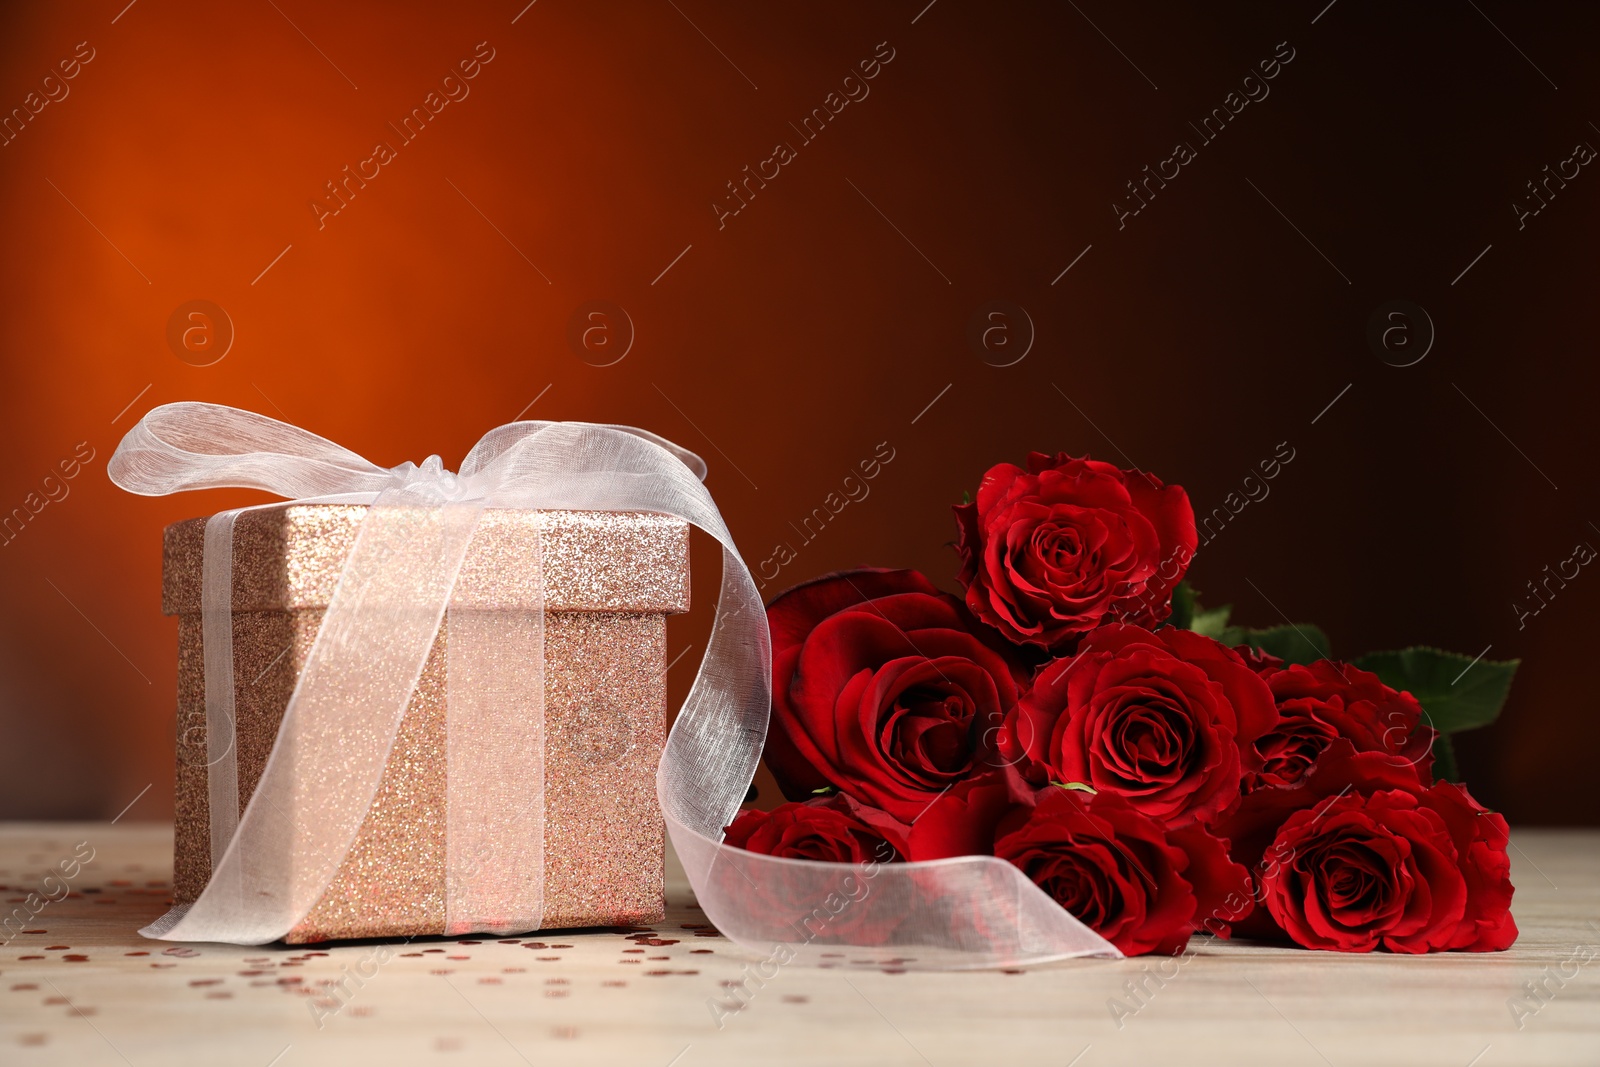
0;1;1594;825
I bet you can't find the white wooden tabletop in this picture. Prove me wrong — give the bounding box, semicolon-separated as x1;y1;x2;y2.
1;823;1596;1066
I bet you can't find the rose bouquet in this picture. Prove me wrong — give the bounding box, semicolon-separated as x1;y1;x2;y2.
726;452;1519;956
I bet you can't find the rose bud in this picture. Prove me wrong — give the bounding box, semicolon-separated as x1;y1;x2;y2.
954;452;1198;654
763;568;1027;823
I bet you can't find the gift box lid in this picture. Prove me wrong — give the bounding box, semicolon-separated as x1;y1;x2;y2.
162;505;690;615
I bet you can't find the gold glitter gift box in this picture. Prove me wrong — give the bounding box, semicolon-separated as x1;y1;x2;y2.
162;504;688;943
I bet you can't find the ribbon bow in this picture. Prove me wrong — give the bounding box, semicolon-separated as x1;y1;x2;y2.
110;402;1116;966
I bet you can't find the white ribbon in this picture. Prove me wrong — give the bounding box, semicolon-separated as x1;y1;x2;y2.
200;508;241;872
110;402;1118;967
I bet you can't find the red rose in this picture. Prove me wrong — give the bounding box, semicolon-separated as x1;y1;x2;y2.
1214;739;1428;939
954;453;1198;652
1004;624;1278;828
763;568;1026;822
1246;660;1435;792
997;791;1252;956
723;793;909;862
1260;783;1516;953
908;773;1252;957
718;793;909;947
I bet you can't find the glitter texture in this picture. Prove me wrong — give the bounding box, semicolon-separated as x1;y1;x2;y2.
541;611;666;930
165;505;686;943
163;507;690;614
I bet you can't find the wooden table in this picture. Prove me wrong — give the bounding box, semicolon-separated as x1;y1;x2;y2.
2;824;1596;1066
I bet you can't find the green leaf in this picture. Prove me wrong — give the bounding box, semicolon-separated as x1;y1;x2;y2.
1166;579;1230;636
1430;733;1461;783
1351;646;1520;736
1167;581;1197;630
1190;603;1233;640
1216;623;1332;666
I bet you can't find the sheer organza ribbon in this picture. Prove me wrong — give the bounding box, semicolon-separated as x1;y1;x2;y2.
108;402;1118;967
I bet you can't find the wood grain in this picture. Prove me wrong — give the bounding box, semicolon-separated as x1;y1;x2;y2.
1;823;1596;1065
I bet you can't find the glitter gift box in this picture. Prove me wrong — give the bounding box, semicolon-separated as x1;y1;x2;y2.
162;504;688;943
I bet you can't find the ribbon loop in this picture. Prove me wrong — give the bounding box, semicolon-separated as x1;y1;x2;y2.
109;401;393;499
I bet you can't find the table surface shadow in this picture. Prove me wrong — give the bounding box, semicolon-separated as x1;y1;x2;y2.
0;823;1596;1066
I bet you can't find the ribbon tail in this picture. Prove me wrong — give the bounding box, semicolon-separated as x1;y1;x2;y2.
654;523;1123;968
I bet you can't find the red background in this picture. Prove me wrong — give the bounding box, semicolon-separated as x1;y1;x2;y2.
1;1;1595;824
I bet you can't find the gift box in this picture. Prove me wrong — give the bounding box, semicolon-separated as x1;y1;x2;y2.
161;504;689;943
